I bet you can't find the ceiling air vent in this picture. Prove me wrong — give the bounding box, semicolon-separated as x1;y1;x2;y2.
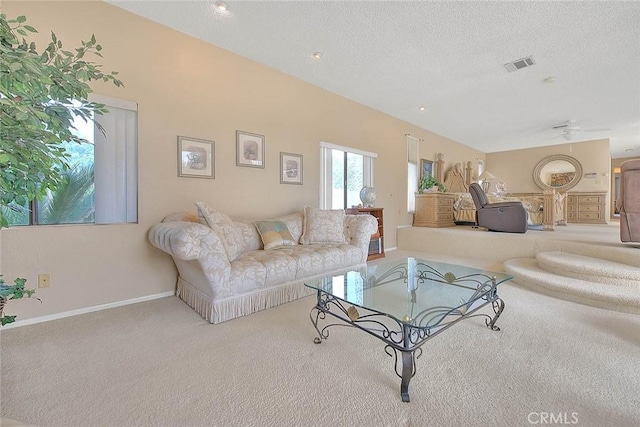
504;56;536;72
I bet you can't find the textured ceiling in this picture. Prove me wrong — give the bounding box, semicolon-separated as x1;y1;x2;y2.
109;0;640;158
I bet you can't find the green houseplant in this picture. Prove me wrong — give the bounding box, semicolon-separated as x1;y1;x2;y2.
0;13;123;228
418;175;447;193
0;14;123;323
0;276;40;326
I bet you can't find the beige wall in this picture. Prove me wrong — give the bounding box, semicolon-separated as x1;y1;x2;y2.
486;139;612;220
417;141;482;183
0;1;484;320
611;156;640;173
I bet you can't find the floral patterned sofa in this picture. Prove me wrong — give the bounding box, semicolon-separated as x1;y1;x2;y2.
148;204;378;324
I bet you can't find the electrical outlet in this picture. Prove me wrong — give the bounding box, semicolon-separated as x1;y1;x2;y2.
38;273;51;288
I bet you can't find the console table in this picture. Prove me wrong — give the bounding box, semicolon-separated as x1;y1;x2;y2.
413;192;456;227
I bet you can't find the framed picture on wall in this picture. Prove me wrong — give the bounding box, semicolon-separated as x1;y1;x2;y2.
280;152;303;185
421;159;433;178
178;136;214;179
236;130;265;168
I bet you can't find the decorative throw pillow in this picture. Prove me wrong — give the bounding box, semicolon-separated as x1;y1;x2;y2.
254;221;297;250
300;206;346;245
195;202;242;261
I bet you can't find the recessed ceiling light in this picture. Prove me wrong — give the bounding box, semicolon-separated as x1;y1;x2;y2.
543;76;556;83
419;106;425;111
312;52;323;60
625;148;634;152
215;1;228;11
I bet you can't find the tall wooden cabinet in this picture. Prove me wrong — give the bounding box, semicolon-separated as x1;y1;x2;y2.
346;207;384;261
566;192;607;224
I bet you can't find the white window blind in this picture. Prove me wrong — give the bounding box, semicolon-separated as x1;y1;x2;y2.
91;94;138;224
407;135;419;213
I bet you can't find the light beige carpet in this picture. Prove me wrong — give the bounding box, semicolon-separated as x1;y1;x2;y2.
504;257;640;315
1;285;640;427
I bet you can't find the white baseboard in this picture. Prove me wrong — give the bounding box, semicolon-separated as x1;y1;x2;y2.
3;291;175;329
385;246;398;252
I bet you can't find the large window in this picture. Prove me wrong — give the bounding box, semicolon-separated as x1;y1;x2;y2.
320;142;376;209
5;94;138;226
407;136;419;212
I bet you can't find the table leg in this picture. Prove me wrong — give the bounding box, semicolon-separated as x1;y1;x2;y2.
400;350;413;403
310;305;325;344
310;289;325;343
486;298;505;331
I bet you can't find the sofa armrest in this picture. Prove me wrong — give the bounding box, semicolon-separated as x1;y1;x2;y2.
149;221;230;264
149;221;233;296
344;214;379;261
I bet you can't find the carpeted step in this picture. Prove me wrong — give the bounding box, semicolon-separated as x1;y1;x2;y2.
503;258;640;314
536;251;640;287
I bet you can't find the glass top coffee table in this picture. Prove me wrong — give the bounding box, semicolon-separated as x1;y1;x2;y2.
305;256;513;402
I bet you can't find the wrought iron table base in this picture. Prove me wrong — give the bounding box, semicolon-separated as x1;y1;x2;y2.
310;290;505;402
400;351;412;402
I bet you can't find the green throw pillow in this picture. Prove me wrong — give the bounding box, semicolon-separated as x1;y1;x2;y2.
255;221;297;250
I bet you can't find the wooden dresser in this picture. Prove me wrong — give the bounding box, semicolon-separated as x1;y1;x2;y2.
345;207;384;261
413;193;456;227
566;192;607;224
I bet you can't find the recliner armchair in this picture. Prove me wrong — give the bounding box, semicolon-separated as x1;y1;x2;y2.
469;183;528;233
617;159;640;243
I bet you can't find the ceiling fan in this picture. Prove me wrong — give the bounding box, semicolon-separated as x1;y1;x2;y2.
552;120;610;140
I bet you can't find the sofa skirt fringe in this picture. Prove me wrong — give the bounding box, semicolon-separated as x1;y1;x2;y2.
176;277;315;324
213;282;315;324
176;264;364;324
176;278;215;322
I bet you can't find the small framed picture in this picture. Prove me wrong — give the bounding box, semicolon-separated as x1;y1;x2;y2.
421;159;433;179
178;136;214;179
236;130;265;168
280;152;303;185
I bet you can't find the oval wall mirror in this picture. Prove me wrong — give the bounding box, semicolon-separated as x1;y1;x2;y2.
533;154;583;191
